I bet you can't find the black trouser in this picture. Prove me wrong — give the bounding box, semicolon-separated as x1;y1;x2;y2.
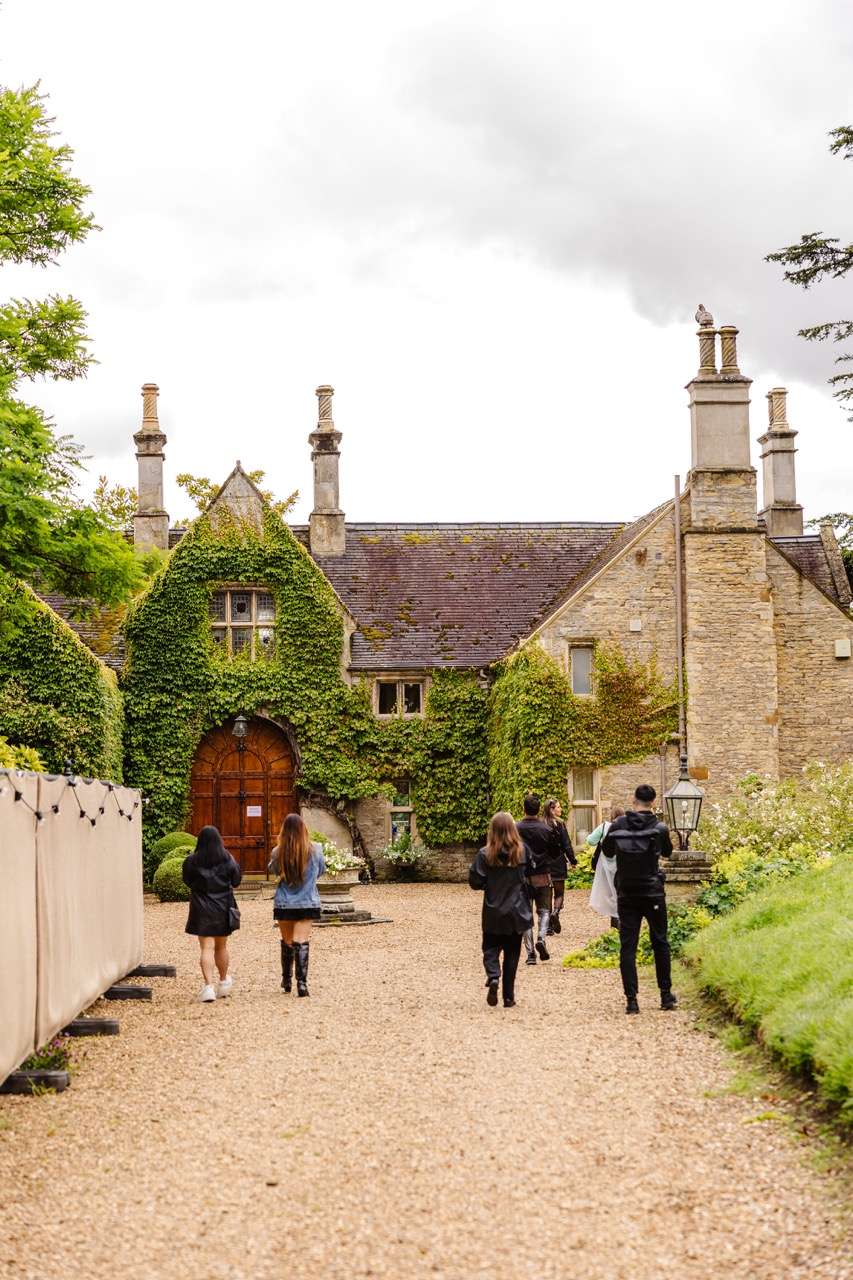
617;893;671;998
482;931;523;1002
551;878;565;915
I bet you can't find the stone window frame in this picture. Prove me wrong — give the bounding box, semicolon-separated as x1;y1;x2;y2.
372;674;430;719
209;586;276;660
568;765;599;847
567;641;595;697
388;777;418;843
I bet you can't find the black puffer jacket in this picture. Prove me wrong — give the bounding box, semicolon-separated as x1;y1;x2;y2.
602;810;673;896
183;849;242;936
468;844;534;935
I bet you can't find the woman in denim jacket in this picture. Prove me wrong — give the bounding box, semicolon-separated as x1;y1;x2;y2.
268;814;325;997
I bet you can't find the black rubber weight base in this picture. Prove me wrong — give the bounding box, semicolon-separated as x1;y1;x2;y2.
0;1070;70;1094
63;1018;120;1036
126;964;176;978
104;985;152;1000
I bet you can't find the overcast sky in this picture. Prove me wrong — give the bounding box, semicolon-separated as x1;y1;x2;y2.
2;0;852;526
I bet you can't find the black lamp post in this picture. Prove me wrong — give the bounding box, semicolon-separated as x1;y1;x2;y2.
664;753;704;852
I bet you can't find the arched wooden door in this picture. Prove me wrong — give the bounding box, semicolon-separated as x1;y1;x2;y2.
190;719;297;875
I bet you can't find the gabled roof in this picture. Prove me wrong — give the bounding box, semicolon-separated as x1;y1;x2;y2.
40;513;852;674
295;522;624;669
770;534;852;608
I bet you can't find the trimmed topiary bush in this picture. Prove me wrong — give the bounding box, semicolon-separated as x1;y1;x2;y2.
144;831;196;884
153;854;191;903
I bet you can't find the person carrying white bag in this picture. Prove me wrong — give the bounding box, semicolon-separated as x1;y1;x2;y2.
587;807;625;924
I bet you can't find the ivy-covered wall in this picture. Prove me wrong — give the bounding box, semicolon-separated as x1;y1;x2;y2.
121;512;491;852
487;643;678;815
0;576;124;779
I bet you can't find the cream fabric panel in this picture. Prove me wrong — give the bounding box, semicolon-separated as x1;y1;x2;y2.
36;776;144;1046
0;772;39;1081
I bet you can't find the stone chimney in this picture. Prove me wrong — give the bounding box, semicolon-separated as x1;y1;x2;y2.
308;384;345;557
682;308;779;794
686;313;757;529
758;387;803;536
133;383;169;551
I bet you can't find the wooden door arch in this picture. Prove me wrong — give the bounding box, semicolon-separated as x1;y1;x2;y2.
190;718;297;874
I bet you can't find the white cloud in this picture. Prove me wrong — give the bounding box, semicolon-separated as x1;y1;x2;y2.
1;0;851;527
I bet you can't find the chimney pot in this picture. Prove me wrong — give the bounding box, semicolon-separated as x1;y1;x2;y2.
718;325;741;375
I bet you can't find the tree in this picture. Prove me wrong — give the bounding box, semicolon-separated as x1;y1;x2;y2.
0;84;154;608
91;475;137;531
176;469;298;521
766;126;853;420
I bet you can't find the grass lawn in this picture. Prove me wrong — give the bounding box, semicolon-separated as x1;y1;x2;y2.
687;857;853;1127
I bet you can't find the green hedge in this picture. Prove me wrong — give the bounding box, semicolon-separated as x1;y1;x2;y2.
688;857;852;1125
144;831;196;884
0;577;123;779
153;855;191;902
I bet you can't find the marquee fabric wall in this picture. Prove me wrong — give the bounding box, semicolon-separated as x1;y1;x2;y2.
0;771;143;1083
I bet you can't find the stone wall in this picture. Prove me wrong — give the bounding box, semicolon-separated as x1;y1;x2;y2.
684;530;779;796
371;843;475;884
301;805;353;853
765;543;853;777
536;505;679;679
599;745;680;816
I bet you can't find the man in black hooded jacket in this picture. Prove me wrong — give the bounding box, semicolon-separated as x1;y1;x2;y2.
602;783;677;1014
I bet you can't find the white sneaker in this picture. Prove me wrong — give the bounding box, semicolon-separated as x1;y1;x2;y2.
217;975;233;998
198;984;216;1002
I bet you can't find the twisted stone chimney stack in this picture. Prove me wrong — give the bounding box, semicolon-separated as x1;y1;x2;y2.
133;382;169;550
758;387;803;536
308;384;345;557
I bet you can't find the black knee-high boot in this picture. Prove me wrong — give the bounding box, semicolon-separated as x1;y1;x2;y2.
294;941;310;997
280;941;294;992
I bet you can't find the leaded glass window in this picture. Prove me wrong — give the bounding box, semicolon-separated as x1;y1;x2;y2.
208;589;276;659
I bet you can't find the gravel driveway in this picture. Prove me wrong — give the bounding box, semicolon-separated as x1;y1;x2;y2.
0;885;849;1280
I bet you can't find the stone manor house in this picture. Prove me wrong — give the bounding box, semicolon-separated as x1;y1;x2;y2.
16;316;853;875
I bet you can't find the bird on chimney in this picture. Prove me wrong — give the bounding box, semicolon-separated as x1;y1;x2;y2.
695;304;715;327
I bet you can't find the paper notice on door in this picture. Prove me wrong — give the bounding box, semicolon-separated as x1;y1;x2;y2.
246;805;262;817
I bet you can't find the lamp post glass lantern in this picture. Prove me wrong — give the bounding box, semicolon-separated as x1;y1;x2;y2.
232;712;249;741
664;755;704;851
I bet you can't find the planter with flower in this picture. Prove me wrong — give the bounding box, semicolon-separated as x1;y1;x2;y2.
380;831;432;882
312;831;367;919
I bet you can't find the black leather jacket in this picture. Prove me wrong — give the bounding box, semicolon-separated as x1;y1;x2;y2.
602;810;673;896
469;844;535;934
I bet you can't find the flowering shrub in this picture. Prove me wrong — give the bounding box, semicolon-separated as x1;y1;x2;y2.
564;761;852;969
699;761;853;863
310;830;364;877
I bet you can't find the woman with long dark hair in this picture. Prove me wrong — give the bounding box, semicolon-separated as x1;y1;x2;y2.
182;825;242;1003
542;797;576;935
468;811;534;1008
268;814;326;997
